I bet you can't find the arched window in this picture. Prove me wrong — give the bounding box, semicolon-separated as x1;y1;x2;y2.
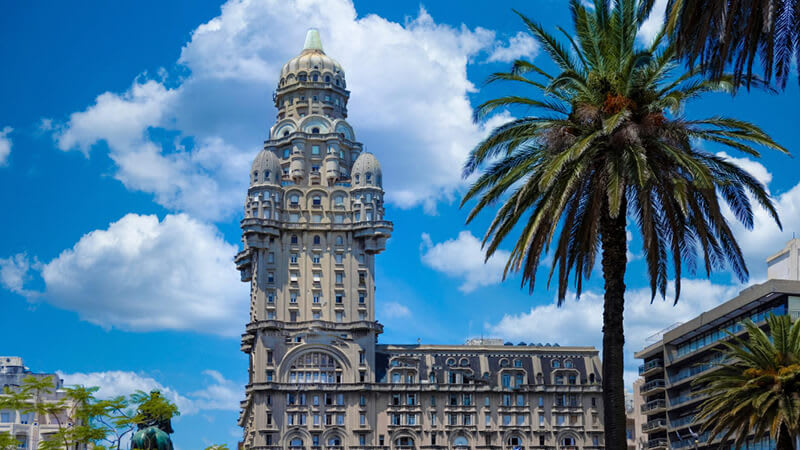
290;235;298;244
312;127;320;134
264;170;270;180
252;171;258;180
589;373;596;384
354;174;360;184
459;358;469;367
446;358;456;366
365;172;372;184
562;437;576;445
335;236;344;245
290;438;303;448
312;74;319;82
513;358;522;368
328;437;341;446
507;436;522;447
313;235;321;245
564;359;573;368
325;75;331;82
552;360;561;368
395;437;414;448
429;371;436;383
499;358;509;367
453;436;469;449
288;352;342;384
283;130;290;137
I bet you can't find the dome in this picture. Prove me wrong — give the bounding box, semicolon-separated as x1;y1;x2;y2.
351;152;382;187
280;29;345;85
250;149;281;186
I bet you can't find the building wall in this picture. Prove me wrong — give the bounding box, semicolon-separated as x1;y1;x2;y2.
238;30;606;450
634;279;800;449
0;356;82;449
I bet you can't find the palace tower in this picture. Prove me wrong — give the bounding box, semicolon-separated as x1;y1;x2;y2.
236;30;605;450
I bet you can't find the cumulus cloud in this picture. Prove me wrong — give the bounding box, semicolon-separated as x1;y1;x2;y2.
420;231;510;293
487;279;743;386
713;153;800;279
51;0;519;219
3;214;247;336
379;301;411;319
58;369;241;415
0;253;37;296
0;126;12;166
637;0;667;45
486;31;539;63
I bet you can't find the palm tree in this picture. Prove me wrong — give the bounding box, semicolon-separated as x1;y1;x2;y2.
694;314;800;449
639;0;800;89
461;0;788;447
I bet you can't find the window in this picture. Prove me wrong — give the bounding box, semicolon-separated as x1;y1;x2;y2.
516;373;524;387
502;374;511;388
555;375;564;385
312;127;320;134
290;253;298;264
557;415;565;426
313;294;321;304
539;436;545;446
312;254;321;264
552;360;561;368
485;414;491;426
268;252;275;263
290;311;298;322
334;214;344;224
462;394;472;406
311;145;320;155
335;253;344;264
267;311;276;319
335;272;344;284
503;414;512;425
334;196;344;206
312;312;321;320
463;414;472;425
267;272;274;283
407;414;416;425
564;359;574;368
514;358;522;368
539;415;545;426
450;394;458;406
538;396;544;407
591;397;596;408
290;292;298;303
335;294;343;304
313;235;321;245
360;394;366;406
313;272;321;283
288;213;300;224
290;194;300;205
569;374;577;385
516;394;524;406
284;148;291;158
335;311;343;322
484;396;490;407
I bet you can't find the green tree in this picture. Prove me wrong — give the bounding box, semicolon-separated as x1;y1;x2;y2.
204;445;230;450
695;314;800;449
0;432;22;450
639;0;800;89
461;0;787;447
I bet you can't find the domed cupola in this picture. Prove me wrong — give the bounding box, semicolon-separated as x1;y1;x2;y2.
250;149;281;186
351;152;382;188
279;29;345;88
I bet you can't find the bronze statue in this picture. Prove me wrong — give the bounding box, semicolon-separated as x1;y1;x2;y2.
131;391;175;450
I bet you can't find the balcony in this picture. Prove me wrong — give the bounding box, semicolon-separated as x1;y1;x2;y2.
642;418;667;433
639;359;664;376
641;399;666;414
645;438;669;449
640;379;666;395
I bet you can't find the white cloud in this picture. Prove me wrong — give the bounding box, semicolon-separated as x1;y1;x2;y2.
486;31;539;63
3;213;247;336
637;0;667;45
379;301;411;319
487;279;743;387
420;230;510;293
51;0;517;219
0;253;35;295
712;152;800;279
0;126;12;166
58;369;241;415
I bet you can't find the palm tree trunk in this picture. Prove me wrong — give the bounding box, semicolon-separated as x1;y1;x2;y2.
777;422;796;450
600;197;628;450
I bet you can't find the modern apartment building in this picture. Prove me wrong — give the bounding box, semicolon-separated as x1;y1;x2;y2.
235;29;605;450
635;240;800;450
0;356;82;449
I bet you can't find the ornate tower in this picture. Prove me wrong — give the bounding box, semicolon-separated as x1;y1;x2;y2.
236;29;392;449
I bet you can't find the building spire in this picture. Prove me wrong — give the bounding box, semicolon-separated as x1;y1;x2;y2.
303;28;324;52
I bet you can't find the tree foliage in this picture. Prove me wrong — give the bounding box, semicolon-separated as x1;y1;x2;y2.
640;0;800;89
695;314;800;449
462;0;787;447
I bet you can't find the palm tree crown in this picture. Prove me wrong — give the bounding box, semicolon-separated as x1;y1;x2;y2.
640;0;800;89
461;0;788;447
695;314;800;449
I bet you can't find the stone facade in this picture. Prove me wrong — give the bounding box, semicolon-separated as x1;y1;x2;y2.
0;356;84;449
236;29;605;450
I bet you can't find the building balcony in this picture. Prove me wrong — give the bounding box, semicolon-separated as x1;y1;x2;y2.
640;379;666;395
645;438;669;449
641;399;666;414
642;418;667;433
639;359;664;376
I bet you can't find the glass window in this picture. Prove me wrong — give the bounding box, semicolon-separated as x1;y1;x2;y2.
311;145;320;155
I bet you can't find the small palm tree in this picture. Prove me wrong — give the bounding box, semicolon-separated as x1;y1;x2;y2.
461;0;788;447
639;0;800;89
695;314;800;449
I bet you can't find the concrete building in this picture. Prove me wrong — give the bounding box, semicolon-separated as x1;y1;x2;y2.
0;356;80;449
236;29;605;450
626;379;645;450
635;241;800;449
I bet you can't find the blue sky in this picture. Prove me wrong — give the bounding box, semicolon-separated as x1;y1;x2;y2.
1;0;799;448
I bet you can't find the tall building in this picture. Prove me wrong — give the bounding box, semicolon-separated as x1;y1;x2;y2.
635;241;800;449
0;357;83;449
236;29;605;450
